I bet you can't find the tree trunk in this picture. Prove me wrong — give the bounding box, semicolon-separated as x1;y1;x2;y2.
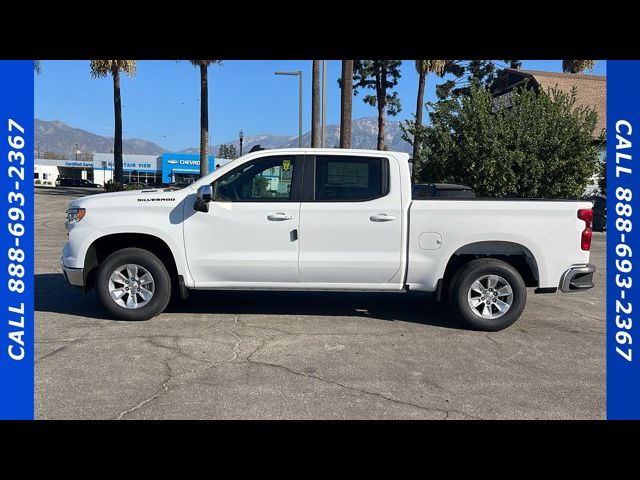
413;71;426;162
340;60;354;148
376;69;386;151
377;103;386;150
112;66;123;184
311;60;321;148
199;62;209;178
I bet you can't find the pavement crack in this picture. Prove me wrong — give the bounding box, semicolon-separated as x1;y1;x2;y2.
244;349;473;418
114;357;174;420
145;336;209;364
36;332;92;362
228;315;246;361
483;333;505;352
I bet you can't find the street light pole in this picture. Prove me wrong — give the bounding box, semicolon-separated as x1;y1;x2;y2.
275;70;303;148
298;72;303;148
239;129;244;157
321;60;327;148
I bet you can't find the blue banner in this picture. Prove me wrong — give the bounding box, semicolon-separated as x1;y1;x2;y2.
607;60;640;419
0;60;34;419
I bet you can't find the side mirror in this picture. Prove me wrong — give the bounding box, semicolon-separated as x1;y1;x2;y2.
200;184;213;202
194;185;213;213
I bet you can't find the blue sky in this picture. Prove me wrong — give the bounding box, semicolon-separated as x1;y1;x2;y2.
35;60;606;152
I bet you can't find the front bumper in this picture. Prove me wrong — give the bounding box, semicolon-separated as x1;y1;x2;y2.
559;264;596;293
60;256;84;288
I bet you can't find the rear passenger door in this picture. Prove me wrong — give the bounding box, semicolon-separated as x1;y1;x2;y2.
298;154;403;286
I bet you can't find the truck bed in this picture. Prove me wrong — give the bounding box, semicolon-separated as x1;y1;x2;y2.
405;199;593;292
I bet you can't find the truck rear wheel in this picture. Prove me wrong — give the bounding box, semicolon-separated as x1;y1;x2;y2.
449;258;526;331
95;247;172;321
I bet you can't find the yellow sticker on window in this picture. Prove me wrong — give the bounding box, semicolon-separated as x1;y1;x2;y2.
282;159;291;171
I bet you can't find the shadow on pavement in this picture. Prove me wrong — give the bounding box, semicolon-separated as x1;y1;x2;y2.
36;273;113;320
35;273;463;329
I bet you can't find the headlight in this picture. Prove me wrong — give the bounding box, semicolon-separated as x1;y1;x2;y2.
65;208;86;230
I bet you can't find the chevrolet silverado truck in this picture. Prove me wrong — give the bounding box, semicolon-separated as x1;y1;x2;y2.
61;148;595;331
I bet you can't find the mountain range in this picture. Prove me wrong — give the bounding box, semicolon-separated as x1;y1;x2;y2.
35;119;165;157
35;117;412;158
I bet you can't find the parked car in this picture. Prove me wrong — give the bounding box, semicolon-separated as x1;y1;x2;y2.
56;178;102;188
61;148;595;331
122;182;153;190
413;183;476;199
585;194;606;232
167;181;193;189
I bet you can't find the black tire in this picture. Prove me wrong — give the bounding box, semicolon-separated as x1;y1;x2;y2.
95;247;172;321
448;258;527;331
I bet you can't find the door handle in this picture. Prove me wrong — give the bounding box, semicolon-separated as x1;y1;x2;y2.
267;213;294;221
370;213;396;222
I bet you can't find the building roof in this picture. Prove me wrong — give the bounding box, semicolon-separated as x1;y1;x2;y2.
521;70;606;136
491;69;606;138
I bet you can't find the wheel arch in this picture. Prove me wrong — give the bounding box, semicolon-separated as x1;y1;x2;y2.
84;233;179;292
441;241;540;289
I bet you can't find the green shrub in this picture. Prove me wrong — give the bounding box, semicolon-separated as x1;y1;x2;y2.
105;182;125;192
417;85;603;198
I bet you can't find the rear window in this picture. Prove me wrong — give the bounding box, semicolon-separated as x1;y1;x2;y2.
315;156;386;201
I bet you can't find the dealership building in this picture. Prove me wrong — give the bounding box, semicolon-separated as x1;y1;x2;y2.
34;152;235;186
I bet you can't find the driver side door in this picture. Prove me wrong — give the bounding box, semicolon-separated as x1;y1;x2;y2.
184;154;303;286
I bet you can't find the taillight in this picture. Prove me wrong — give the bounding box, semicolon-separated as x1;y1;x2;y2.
578;208;593;251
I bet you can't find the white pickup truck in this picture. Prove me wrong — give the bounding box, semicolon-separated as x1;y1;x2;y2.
61;148;595;331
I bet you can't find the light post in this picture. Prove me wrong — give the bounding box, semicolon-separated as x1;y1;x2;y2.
75;143;85;180
321;60;327;147
239;129;244;157
275;70;303;147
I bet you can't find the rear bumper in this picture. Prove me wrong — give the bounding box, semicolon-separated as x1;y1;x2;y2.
60;256;84;288
559;264;596;293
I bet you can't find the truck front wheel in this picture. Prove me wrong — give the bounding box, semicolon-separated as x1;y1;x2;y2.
95;247;172;321
449;258;527;331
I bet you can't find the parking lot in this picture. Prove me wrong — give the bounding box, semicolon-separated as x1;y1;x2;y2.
35;187;606;419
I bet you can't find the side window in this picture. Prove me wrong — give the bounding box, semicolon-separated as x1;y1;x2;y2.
214;156;295;202
315;156;386;201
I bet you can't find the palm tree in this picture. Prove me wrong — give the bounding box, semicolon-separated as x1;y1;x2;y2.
311;61;321;147
339;60;354;148
562;60;597;74
90;60;136;184
352;60;402;151
412;60;446;162
188;60;223;178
